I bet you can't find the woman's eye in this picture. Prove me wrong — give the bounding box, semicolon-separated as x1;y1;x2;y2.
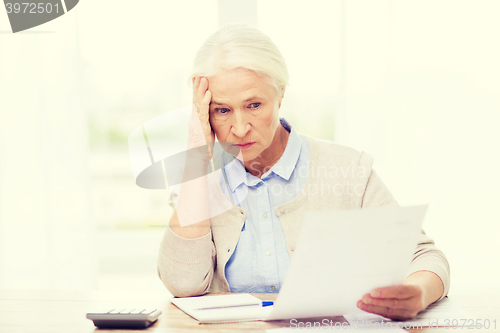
217;108;230;114
249;103;261;109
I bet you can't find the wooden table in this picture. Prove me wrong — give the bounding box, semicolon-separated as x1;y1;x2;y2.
1;289;499;333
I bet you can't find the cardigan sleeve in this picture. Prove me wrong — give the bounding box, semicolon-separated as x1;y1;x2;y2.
157;193;216;297
361;166;450;302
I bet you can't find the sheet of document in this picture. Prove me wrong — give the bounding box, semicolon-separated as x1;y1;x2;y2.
266;205;428;320
343;296;476;328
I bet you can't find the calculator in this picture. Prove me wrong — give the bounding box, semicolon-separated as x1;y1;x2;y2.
86;308;162;329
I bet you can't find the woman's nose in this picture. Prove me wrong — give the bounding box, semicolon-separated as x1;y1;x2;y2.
230;110;251;138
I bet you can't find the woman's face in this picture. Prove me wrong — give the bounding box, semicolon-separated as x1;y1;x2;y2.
208;68;283;164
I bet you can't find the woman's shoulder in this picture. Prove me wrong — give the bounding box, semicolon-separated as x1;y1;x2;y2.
300;134;374;168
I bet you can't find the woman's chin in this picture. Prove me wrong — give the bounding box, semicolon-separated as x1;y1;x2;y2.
235;150;259;165
235;152;246;162
223;146;252;163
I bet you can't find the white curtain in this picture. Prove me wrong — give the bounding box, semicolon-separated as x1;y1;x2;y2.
0;11;94;289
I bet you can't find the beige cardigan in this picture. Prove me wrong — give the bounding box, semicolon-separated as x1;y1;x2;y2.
158;135;450;299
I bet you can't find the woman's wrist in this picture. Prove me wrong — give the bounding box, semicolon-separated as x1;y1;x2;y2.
404;271;444;308
181;152;212;185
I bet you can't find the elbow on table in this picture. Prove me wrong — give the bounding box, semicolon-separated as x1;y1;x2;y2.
165;280;210;298
157;265;212;297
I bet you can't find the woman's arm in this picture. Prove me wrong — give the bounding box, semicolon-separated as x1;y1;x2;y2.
157;216;215;297
169;76;214;238
157;77;217;297
359;165;450;319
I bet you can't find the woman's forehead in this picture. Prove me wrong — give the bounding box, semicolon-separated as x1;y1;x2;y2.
208;68;278;103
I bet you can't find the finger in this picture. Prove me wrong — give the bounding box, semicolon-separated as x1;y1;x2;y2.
197;77;208;104
201;90;213;139
357;300;416;320
370;285;420;299
193;76;200;101
361;294;415;310
198;89;211;124
203;90;215;159
201;89;211;112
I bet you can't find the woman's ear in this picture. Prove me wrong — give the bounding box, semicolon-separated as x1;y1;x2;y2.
278;86;285;108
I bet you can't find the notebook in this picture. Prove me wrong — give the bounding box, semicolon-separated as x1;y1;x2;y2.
171;294;273;324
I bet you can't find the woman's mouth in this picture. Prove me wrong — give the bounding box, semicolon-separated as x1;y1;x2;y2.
235;142;255;150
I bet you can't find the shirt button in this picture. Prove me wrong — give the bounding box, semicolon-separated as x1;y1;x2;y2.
259;181;264;186
271;285;276;291
266;251;271;256
262;213;267;218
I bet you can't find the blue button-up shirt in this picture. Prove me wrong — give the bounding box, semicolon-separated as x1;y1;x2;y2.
219;118;310;293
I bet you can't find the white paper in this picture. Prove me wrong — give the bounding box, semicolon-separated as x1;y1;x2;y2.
266;205;427;320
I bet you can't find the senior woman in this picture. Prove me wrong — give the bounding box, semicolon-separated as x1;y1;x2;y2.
158;24;450;320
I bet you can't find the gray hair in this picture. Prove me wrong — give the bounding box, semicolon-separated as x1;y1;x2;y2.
190;23;289;96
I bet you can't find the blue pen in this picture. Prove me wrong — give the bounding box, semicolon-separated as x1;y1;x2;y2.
196;301;274;311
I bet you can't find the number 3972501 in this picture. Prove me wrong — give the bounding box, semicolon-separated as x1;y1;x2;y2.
443;319;497;329
5;3;60;14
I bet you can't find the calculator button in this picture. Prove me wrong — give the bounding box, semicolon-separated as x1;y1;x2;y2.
129;308;145;314
142;309;157;315
119;309;130;314
108;309;124;314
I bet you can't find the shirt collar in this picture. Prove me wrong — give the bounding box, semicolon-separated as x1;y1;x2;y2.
262;118;301;181
223;118;302;192
223;155;247;193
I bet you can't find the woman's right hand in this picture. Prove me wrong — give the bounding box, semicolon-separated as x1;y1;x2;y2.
188;76;215;161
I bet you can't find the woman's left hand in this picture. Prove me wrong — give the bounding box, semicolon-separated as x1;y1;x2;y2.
357;271;444;320
357;283;426;320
